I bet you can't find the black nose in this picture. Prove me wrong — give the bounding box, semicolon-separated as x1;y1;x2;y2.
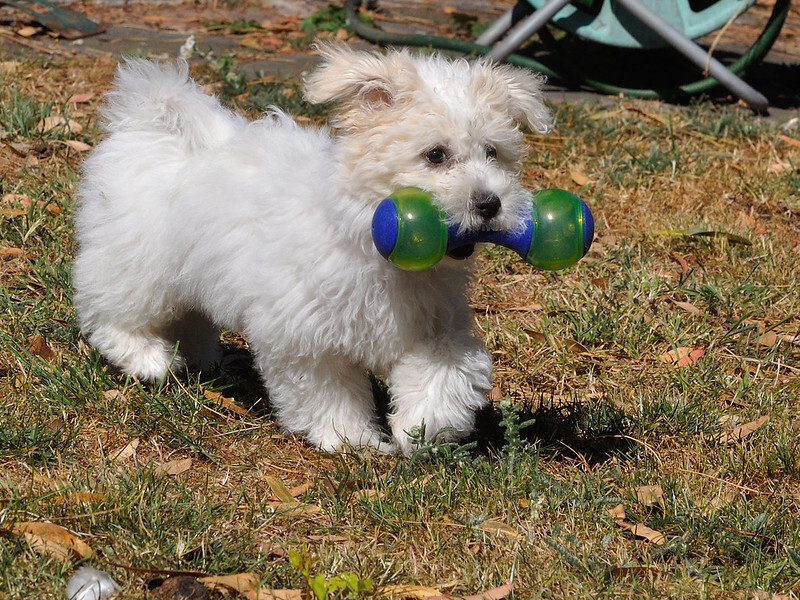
473;191;501;220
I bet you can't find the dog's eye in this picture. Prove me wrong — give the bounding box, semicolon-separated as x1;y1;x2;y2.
425;147;448;165
486;146;497;160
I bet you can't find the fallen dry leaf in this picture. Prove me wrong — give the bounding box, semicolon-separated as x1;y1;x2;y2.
200;572;303;600
16;25;40;37
635;485;664;507
154;458;193;476
673;300;702;315
718;415;769;444
28;335;57;363
265;476;295;503
702;489;738;515
619;521;667;546
778;134;800;149
11;521;93;561
68;93;95;104
739;211;767;235
478;519;522;539
570;169;591;186
658;347;705;368
671;251;690;275
609;504;666;545
0;247;24;258
63;139;93;152
197;573;304;600
757;331;800;348
0;61;20;74
38;115;83;134
102;389;128;402
203;388;250;416
2;192;31;205
462;583;514;600
265;501;321;516
110;437;140;463
356;488;385;501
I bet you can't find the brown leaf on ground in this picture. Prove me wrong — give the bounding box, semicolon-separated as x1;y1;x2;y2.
154;458;193;476
10;521;93;561
718;415;769;444
671;251;689;274
658;346;705;368
702;489;738;515
478;520;522;539
27;335;57;362
758;331;800;348
202;388;250;416
68;92;95;103
462;584;514;600
739;210;767;235
265;476;295;503
63;139;93;152
1;246;24;258
16;25;40;37
38;115;83;133
102;389;128;402
635;485;664;507
265;501;322;516
199;573;302;600
608;504;666;545
356;488;385;501
110;437;140;463
673;300;702;315
570;169;591;186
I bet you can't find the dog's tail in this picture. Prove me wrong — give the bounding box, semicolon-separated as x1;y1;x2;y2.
100;59;242;152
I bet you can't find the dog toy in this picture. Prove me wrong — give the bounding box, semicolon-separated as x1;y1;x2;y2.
372;187;594;271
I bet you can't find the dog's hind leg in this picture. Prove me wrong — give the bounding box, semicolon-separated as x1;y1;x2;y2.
83;321;185;383
258;353;390;452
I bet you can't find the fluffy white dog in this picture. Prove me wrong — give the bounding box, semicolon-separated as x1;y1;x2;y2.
72;45;553;454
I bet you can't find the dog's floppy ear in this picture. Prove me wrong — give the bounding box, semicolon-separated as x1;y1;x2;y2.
492;63;554;135
304;44;402;126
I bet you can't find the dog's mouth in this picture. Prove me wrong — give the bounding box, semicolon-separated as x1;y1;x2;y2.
447;244;475;260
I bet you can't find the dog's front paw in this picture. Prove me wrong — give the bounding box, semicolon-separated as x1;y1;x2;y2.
387;339;491;455
312;428;396;454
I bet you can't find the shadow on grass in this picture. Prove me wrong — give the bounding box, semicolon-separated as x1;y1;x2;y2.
208;342;633;463
467;397;634;464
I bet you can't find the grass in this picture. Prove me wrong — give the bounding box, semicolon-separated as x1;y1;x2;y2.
1;45;799;600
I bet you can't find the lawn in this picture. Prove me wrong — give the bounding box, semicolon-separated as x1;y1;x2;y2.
1;17;800;600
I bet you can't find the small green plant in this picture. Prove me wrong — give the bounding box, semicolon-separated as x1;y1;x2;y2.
203;19;264;35
498;397;536;465
288;548;372;599
0;87;51;140
301;4;351;35
205;54;247;97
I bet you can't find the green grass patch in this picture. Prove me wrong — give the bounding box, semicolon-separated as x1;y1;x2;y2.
1;51;799;599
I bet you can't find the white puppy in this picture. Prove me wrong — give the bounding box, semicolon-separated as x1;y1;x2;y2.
72;45;553;454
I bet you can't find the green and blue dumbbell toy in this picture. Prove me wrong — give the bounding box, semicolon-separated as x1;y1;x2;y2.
371;187;594;271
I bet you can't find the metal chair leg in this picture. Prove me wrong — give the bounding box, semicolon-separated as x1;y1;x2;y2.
613;0;768;111
484;0;574;62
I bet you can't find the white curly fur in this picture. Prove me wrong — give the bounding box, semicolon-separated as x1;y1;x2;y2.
72;45;552;454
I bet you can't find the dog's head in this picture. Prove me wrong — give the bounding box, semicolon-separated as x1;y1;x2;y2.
304;44;553;236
